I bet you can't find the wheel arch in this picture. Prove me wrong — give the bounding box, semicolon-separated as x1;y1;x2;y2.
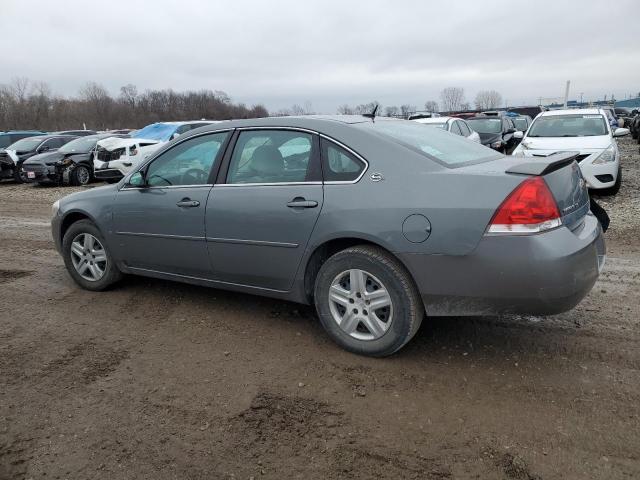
59;210;98;245
302;236;415;303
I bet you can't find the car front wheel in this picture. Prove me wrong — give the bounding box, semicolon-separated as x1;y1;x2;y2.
70;164;92;186
62;220;122;291
314;245;424;357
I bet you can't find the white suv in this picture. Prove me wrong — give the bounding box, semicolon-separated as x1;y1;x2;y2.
512;109;629;195
93;121;218;182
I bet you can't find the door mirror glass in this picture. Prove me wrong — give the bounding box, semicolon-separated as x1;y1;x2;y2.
513;131;524;139
613;127;630;137
128;171;146;187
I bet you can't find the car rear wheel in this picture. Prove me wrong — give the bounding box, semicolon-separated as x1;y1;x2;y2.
70;164;92;186
314;245;423;357
62;220;122;291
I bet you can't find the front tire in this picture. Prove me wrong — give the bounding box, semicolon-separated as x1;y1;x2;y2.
62;220;122;291
69;164;92;186
314;245;424;357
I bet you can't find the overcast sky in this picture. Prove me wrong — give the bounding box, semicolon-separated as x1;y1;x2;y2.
3;0;639;113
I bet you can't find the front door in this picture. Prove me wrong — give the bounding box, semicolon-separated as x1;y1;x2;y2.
206;129;323;291
113;131;230;277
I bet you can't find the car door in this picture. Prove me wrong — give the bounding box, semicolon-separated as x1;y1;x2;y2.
112;131;230;277
205;128;323;291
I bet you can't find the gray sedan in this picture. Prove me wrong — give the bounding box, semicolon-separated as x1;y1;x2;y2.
51;116;605;356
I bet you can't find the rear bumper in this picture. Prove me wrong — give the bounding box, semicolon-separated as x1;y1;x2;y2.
400;213;605;316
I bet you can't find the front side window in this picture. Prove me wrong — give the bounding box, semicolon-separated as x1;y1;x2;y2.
227;130;315;184
321;138;365;182
459;121;471;136
145;132;229;187
449;121;463;136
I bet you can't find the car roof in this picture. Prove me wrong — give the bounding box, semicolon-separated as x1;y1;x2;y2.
413;117;451;124
540;108;604;117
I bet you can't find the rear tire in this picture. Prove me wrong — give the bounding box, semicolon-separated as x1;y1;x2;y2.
314;245;424;357
62;219;123;291
599;166;622;196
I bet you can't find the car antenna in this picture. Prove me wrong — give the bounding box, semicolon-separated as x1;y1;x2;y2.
362;104;379;121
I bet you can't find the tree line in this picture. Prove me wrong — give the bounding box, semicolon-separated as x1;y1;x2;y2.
336;87;504;117
0;78;269;131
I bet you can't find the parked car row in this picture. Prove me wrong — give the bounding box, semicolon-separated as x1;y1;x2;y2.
0;122;217;186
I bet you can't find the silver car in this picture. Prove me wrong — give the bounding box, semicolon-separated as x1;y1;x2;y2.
51;116;606;356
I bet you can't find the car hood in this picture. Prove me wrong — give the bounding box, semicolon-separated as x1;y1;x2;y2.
96;136;160;151
23;151;64;166
477;132;503;144
520;135;610;151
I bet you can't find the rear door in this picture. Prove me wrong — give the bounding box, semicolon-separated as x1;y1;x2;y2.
205;128;323;291
112;131;230;277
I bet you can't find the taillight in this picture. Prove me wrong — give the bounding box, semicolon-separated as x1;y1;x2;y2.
487;177;561;234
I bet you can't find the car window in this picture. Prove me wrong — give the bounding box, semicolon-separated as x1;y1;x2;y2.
528;114;608;137
321;138;365;182
145;132;229;187
227;130;314;184
449;121;463;136
41;138;58;150
459;121;471;136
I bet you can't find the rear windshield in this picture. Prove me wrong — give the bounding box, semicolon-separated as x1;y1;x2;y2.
132;123;178;141
357;120;500;166
528;114;608;137
512;118;529;131
466;118;503;134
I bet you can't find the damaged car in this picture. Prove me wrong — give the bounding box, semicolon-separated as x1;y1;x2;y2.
0;134;77;182
21;133;128;186
93;121;217;182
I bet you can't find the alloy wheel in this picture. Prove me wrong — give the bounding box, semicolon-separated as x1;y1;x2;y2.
70;233;107;281
76;166;90;185
328;269;393;341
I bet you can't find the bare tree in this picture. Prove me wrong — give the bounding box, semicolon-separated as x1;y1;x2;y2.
440;87;465;112
474;90;503;110
400;104;416;118
384;105;399;117
337;104;354;115
424;100;438;113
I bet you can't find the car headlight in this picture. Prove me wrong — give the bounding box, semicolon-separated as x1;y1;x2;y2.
592;145;616;164
52;200;60;217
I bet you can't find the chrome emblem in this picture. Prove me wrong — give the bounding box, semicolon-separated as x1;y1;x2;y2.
370;172;384;182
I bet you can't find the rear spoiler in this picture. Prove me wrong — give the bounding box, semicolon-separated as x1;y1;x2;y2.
506;151;579;176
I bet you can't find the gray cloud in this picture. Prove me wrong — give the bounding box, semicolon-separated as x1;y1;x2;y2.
2;0;638;113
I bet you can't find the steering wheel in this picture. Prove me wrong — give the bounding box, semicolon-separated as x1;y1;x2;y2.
181;168;208;185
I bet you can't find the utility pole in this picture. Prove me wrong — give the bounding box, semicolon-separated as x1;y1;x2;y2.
563;80;571;108
579;92;584;105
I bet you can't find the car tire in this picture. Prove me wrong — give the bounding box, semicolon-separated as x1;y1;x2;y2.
599;166;622;196
314;245;424;357
62;219;123;291
13;169;24;183
70;164;92;186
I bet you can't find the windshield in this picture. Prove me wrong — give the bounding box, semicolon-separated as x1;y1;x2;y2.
132;123;179;141
357;120;500;166
7;137;43;151
466;118;502;134
528;114;608;137
512;118;528;131
59;137;98;153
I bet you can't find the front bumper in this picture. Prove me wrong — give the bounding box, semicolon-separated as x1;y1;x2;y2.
400;213;605;316
21;164;59;183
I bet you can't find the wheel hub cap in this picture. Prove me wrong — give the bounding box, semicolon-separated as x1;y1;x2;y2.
328;269;393;341
70;233;107;281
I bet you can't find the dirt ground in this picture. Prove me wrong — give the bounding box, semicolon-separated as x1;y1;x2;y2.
1;137;639;480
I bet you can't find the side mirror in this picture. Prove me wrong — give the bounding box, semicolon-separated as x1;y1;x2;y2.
613;127;630;137
513;131;524;139
39;145;50;153
128;171;146;187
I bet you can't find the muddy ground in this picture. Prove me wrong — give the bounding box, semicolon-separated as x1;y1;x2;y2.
1;137;639;480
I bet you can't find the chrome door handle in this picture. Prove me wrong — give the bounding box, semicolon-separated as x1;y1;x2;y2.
286;199;318;208
176;199;200;208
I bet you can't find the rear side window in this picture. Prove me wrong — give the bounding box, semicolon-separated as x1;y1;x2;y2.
449;121;463;136
458;121;471;136
321;138;365;182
